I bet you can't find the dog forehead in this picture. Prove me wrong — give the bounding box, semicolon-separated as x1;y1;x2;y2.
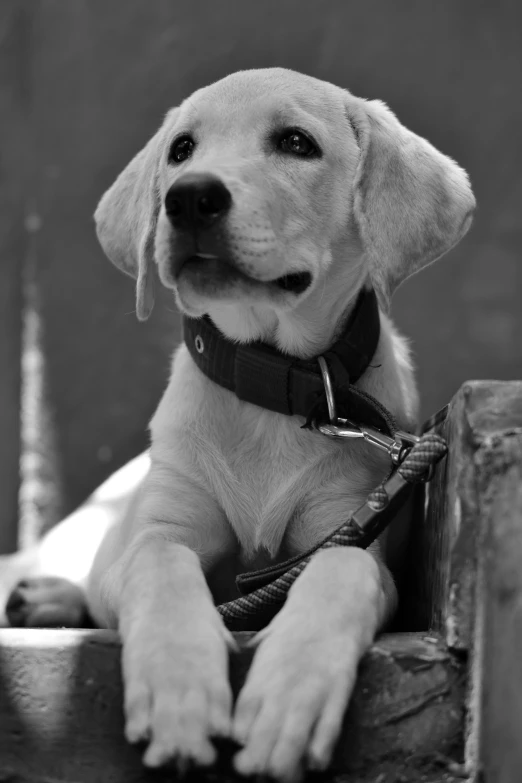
177;68;347;133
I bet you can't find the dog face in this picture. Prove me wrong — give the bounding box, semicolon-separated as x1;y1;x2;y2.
153;70;362;319
95;68;475;323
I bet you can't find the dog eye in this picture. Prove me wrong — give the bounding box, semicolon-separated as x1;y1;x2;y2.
278;130;319;158
169;136;195;164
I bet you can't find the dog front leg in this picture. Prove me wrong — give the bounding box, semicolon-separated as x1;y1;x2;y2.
97;473;236;770
233;546;396;782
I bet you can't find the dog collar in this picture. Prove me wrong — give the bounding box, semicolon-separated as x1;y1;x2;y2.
183;287;397;435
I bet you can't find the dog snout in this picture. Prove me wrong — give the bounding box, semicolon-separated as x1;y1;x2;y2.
165;173;232;230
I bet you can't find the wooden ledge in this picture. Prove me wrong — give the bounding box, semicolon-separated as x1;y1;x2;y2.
0;628;464;781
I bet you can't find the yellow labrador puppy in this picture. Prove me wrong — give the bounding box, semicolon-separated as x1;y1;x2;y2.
5;69;475;781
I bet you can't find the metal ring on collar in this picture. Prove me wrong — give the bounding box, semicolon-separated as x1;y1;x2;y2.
317;356;337;423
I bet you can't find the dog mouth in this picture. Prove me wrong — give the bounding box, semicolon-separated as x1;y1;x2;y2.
273;271;313;294
175;255;312;296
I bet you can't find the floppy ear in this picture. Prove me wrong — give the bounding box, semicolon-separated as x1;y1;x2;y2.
94;114;174;321
347;97;475;305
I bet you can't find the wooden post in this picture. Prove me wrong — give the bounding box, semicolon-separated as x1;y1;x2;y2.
463;382;522;783
406;380;522;780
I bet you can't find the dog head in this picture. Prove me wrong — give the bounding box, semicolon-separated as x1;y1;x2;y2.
95;68;475;328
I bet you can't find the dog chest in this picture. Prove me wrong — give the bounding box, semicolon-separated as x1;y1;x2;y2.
152;348;389;558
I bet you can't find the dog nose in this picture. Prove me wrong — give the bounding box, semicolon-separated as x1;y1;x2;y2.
165;174;232;229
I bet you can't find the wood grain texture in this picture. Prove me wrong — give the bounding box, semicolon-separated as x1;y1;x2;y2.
0;629;464;781
400;380;522;778
401;390;479;646
401;382;522;654
468;391;522;782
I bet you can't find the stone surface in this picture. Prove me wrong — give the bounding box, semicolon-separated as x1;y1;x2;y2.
0;629;464;782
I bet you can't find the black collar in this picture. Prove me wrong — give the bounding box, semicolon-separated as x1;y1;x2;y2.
183;287;397;436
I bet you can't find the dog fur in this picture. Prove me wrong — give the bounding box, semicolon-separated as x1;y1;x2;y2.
1;68;474;781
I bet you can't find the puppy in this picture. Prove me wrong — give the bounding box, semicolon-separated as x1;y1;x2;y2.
4;69;475;782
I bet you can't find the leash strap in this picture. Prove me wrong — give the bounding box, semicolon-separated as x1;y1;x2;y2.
216;410;449;631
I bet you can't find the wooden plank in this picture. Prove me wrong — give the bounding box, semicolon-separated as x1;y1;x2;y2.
0;2;27;553
401;381;522;650
400;391;479;644
470;390;522;783
402;380;522;778
0;629;464;782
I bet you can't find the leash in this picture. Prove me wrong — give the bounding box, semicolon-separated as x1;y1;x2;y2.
182;288;448;631
216;395;448;631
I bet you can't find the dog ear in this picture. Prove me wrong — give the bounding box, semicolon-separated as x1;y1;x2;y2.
94;112;176;321
347;97;475;306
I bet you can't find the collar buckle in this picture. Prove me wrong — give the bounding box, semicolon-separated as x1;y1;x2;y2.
316;355;418;466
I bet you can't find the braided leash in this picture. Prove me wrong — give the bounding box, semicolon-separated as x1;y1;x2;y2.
217;431;447;630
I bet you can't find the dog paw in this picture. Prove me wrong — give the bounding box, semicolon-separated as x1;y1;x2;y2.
122;620;234;771
232;621;359;782
6;576;90;628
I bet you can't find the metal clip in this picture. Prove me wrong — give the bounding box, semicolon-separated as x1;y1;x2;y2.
316;355;419;466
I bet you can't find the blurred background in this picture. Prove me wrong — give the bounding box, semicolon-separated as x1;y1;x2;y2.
1;0;521;552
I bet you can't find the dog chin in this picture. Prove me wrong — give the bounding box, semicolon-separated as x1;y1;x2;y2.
174;277;275;317
173;294;207;318
168;255;314;315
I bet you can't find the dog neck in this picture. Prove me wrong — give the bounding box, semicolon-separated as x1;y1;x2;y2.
184;253;418;432
205;253;370;361
182;281;397;436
